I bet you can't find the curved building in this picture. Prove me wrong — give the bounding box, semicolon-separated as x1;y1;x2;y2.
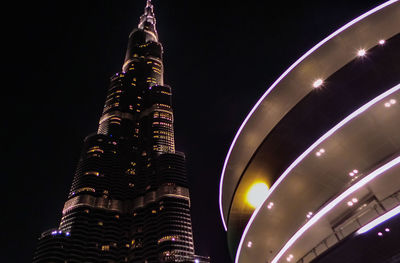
219;1;400;263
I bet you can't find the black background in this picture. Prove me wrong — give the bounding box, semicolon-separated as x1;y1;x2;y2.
3;0;386;262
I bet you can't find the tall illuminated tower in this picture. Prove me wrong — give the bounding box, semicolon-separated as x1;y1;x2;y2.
33;1;207;262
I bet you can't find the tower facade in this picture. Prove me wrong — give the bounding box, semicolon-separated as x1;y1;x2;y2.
33;1;203;262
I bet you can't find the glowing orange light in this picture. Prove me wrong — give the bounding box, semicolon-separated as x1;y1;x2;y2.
246;182;269;208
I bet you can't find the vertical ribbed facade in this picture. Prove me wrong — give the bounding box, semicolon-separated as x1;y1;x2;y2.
33;1;201;262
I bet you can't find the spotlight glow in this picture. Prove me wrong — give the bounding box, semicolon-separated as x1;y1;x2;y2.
246;183;269;208
379;39;385;45
357;49;367;57
313;79;324;88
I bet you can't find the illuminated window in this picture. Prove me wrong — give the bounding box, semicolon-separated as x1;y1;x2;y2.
126;168;136;175
101;245;109;251
111;120;121;125
110;117;121;125
157;235;179;244
87;146;104;154
159;112;172;120
74;187;95;194
84;171;101;177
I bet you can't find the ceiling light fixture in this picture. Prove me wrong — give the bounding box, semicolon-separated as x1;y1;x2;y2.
313;79;324;88
357;49;367;57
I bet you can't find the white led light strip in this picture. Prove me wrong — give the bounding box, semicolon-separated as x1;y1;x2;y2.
235;83;400;263
357;204;400;234
219;0;399;231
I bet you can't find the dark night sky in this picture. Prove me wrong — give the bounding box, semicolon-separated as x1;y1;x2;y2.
3;0;386;262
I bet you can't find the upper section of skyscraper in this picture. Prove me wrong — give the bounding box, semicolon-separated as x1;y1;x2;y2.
124;0;162;73
219;1;400;263
138;0;158;40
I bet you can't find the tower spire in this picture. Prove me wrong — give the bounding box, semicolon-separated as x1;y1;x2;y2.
138;0;158;39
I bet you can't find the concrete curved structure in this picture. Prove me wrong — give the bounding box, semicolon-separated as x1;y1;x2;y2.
219;1;400;262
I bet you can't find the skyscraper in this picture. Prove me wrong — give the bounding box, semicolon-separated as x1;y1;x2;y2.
33;1;207;262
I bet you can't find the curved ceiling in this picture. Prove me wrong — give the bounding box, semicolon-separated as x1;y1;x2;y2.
237;86;400;263
220;0;400;231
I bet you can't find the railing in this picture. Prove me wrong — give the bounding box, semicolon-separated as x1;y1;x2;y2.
297;190;400;263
